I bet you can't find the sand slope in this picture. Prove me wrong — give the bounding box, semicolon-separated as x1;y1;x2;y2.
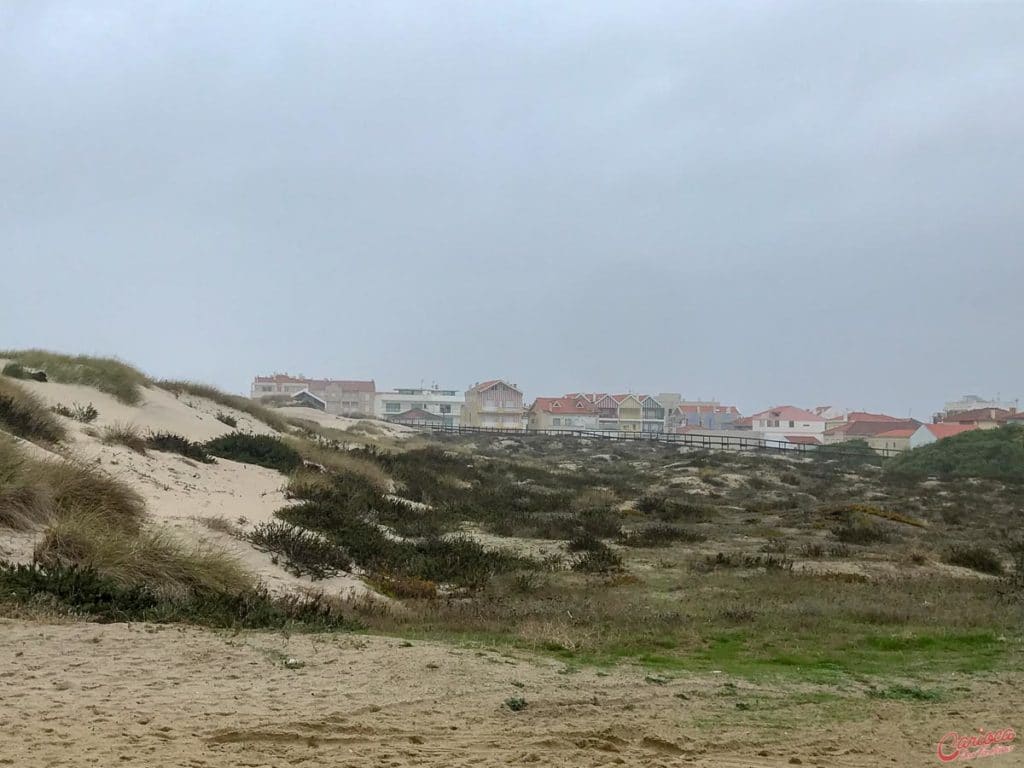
0;378;375;599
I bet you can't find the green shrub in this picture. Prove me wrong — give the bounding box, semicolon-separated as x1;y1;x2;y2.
146;432;214;463
279;500;535;588
246;521;352;579
0;350;149;404
618;523;706;547
52;402;99;423
571;540;624;573
0;378;67;444
205;433;302;473
0;562;355;629
887;425;1024;483
215;411;238;428
832;516;890;545
945;545;1004;575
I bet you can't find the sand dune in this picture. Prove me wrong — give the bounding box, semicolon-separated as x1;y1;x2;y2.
0;376;377;600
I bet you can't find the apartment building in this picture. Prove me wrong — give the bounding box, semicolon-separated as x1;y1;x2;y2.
461;380;525;430
251;374;375;416
374;386;463;427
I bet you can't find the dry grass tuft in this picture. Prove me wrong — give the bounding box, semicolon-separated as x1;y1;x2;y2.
0;377;67;444
35;515;255;599
101;422;148;453
286;437;393;491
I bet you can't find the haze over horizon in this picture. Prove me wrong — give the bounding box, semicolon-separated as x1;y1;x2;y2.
2;2;1022;418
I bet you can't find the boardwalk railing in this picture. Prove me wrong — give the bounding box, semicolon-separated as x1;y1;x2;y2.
396;422;898;459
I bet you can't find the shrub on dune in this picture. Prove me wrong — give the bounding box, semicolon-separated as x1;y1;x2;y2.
146;431;214;463
0;377;67;444
101;422;148;453
0;349;150;405
205;433;303;473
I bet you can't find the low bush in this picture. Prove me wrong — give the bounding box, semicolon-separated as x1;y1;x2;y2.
279;500;535;588
832;515;890;545
205;433;302;473
945;545;1004;575
146;432;214;463
618;523;706;547
694;552;794;572
571;540;624;573
0;350;149;404
636;493;712;521
246;521;352;579
215;411;237;428
0;378;66;444
0;562;355;629
101;422;147;453
158;380;288;432
52;402;99;423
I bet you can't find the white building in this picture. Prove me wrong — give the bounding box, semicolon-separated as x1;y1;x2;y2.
374;386;464;427
747;405;826;444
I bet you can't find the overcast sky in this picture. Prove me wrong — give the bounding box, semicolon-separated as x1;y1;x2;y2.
2;2;1022;417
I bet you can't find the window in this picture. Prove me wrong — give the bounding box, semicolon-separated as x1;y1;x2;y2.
789;420;795;428
552;418;561;426
439;404;451;414
385;402;401;413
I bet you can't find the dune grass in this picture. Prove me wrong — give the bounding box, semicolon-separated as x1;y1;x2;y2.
0;436;255;603
101;422;148;453
0;349;150;405
35;515;254;599
285;436;393;490
0;378;67;444
158;379;289;432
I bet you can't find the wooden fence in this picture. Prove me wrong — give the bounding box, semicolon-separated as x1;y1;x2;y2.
397;422;899;459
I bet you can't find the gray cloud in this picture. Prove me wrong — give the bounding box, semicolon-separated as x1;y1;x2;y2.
2;1;1022;415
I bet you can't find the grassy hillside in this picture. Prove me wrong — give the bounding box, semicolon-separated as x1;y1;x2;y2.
887;424;1024;483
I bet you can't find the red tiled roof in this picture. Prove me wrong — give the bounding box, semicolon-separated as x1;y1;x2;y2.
875;428;916;439
924;423;978;439
947;408;1014;423
732;416;754;427
530;396;597;415
847;411;903;423
749;406;825;422
832;419;921;437
1008;412;1024;421
784;435;821;445
470;379;521;394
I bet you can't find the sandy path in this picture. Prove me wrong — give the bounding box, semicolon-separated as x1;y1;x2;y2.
1;619;1018;768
